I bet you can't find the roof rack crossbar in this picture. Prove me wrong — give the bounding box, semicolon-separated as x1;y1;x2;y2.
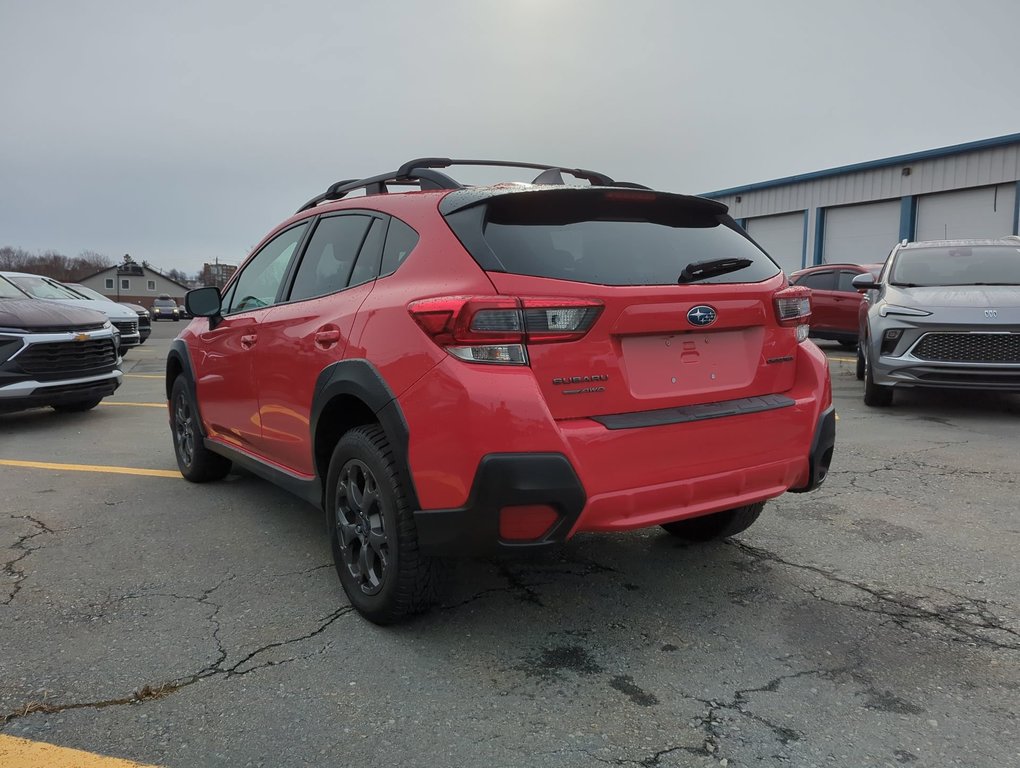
297;158;622;213
397;157;615;187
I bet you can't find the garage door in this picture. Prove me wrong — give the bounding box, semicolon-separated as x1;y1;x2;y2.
823;200;900;264
916;184;1016;241
745;212;805;274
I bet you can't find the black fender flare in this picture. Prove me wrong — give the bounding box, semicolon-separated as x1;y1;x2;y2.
310;359;418;510
165;339;208;439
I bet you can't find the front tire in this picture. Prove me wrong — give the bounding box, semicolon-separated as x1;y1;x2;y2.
660;502;765;541
855;343;865;380
863;343;893;407
326;424;436;624
170;376;232;482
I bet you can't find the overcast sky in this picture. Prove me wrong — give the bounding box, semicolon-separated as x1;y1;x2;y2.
2;0;1019;274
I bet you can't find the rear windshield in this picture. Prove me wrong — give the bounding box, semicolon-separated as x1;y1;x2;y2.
891;245;1020;287
450;189;780;286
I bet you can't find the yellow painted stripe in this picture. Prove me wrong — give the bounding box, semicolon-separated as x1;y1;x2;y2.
0;735;160;767
829;356;856;363
0;459;179;479
101;401;166;409
124;374;163;379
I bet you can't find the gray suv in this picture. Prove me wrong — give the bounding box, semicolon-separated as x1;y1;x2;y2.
853;236;1020;406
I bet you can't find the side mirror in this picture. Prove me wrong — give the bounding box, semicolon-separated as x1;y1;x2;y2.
186;286;222;318
851;273;878;292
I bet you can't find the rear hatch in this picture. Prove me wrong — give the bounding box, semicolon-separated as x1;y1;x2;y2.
439;186;806;421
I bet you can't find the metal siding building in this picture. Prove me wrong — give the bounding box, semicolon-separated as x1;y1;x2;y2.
702;133;1020;272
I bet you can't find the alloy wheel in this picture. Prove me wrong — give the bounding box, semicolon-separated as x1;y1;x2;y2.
335;459;389;595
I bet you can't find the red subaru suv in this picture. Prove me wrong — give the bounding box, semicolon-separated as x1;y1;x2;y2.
167;159;834;623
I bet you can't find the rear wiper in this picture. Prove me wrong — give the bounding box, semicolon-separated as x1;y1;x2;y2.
677;257;753;284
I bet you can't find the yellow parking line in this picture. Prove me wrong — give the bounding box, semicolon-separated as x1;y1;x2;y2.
101;402;166;409
829;356;856;363
124;374;163;379
0;459;179;479
0;734;160;767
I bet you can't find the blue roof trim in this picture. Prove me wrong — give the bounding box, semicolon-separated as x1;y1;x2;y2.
702;132;1020;198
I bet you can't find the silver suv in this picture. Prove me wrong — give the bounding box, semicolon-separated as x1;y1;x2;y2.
853;236;1020;406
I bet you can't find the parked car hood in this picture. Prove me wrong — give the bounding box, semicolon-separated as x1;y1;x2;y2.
0;298;108;331
889;285;1020;308
41;297;138;321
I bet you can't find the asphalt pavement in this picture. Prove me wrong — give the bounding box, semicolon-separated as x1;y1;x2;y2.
1;323;1018;768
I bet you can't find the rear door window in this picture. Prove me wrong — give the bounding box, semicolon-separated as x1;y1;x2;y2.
836;271;860;292
288;214;374;302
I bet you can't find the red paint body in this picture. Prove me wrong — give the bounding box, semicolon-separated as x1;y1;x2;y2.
179;189;832;537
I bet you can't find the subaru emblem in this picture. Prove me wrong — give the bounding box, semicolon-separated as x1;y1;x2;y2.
687;305;717;327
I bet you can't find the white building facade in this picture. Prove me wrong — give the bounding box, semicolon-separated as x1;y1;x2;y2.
703;133;1020;273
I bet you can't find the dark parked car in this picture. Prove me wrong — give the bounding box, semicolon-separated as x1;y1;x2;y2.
152;295;180;321
167;157;834;624
853;237;1020;406
0;276;122;413
789;263;883;348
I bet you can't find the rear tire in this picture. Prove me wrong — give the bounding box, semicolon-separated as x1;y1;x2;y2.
326;424;436;624
51;397;102;413
170;376;232;482
838;340;857;350
660;502;765;541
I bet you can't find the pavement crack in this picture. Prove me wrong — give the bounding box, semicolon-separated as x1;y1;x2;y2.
0;581;354;728
2;515;56;605
730;540;1020;651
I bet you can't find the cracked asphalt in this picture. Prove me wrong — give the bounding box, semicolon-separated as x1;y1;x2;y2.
1;324;1018;767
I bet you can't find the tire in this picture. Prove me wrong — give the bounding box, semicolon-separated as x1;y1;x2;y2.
660;502;765;541
855;343;865;381
170;376;232;482
862;343;893;407
838;340;857;350
51;397;103;413
326;424;436;624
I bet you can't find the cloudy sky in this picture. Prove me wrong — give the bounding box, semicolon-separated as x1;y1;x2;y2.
2;0;1018;274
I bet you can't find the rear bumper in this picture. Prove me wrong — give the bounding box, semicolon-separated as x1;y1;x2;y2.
413;404;835;557
414;454;585;556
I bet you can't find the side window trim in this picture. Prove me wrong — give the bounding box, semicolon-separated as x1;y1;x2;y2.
275;215;319;305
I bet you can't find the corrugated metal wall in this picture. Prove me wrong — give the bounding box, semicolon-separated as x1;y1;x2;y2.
715;144;1020;218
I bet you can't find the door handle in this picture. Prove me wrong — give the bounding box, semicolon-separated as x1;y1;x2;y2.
240;334;258;350
314;329;341;348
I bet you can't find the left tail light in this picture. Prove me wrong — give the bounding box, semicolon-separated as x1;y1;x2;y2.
408;296;603;365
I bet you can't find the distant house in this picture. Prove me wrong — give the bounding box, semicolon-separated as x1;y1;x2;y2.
77;263;191;307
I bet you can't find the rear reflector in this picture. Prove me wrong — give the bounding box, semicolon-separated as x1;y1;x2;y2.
773;286;812;327
499;504;559;541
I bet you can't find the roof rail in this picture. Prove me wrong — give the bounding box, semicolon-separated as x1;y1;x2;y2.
296;157;621;213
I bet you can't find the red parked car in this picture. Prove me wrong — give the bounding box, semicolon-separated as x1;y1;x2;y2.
167;158;834;623
789;263;883;348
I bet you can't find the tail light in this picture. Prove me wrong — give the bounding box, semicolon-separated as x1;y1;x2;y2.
773;285;812;341
408;296;603;365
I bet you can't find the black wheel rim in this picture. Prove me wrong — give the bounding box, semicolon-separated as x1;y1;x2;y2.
173;392;195;467
335;459;389;596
